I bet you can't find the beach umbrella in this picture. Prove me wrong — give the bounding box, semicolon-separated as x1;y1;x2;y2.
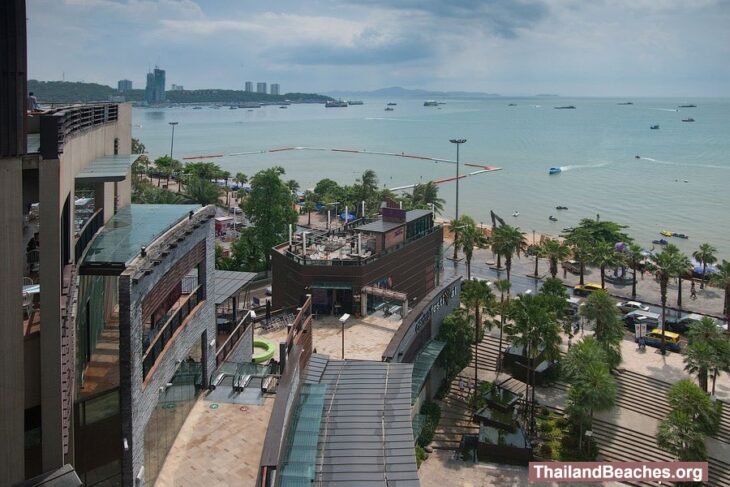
693;264;717;275
339;212;355;221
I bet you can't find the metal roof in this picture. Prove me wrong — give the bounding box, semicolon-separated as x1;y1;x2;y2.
302;354;420;487
75;154;138;183
355;219;403;234
214;269;257;304
405;209;432;223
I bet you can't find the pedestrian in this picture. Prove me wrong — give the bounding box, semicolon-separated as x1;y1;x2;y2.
459;377;465;392
690;281;697;300
28;92;39;111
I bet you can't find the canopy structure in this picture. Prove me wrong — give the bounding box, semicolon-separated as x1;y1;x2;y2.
75;154;138;183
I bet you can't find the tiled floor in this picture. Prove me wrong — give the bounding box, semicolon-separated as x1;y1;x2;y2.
79;318;120;400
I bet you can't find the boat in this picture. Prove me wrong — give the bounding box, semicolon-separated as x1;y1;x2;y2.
508;103;517;106
387;102;397;106
239;102;262;108
635;155;640;159
678;104;696;108
660;231;673;237
347;100;364;105
384;107;394;111
554;105;576;109
549;216;558;222
424;100;438;107
549;167;562;175
192;106;202;110
652;239;669;245
682;118;695;122
229;106;237;110
512;211;520;217
650;125;660;129
325;100;348;108
555;206;568;210
674;233;689;239
617;102;634;105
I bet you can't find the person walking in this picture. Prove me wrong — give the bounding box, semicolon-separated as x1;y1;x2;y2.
690;281;697;300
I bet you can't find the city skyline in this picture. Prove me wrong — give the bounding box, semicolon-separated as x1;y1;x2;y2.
25;0;730;97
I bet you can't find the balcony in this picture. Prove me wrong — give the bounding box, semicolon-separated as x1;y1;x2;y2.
37;103;119;160
142;285;205;380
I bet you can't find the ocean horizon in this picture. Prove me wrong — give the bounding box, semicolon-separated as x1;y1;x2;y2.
132;96;730;259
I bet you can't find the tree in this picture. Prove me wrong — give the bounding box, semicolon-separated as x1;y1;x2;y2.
671;248;692;310
625;243;644;299
302;191;317;226
243;167;298;269
562;336;607;382
438;309;473;381
185;161;222;182
709;260;730;328
526;242;544;277
153;155;174;186
542;239;571;279
234;172;248;186
563;227;592;286
589;241;619;289
170;158;184;192
493;279;511;375
566;360;616;455
684;317;730;395
492;224;527;283
185;176;221;205
286;179;300;194
650;244;687;354
693;243;717;290
461;280;496;392
131;137;146;154
657;379;721;461
404;181;445;215
452;215;487;280
580;290;623;370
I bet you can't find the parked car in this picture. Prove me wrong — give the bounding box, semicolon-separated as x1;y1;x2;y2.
623;310;660;328
573;283;602;296
638;328;681;352
616;301;650;313
562;260;581;274
566;297;582;316
665;313;704;334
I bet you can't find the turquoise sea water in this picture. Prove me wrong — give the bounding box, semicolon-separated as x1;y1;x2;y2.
132;98;730;258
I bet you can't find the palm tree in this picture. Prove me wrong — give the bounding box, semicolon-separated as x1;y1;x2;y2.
672;249;692;310
543;238;571;279
461;280;496;391
454;216;487;280
493;225;527;283
589;241;619;289
685;317;730;395
153;155;173;187
693;243;717;290
625;243;644;299
567;359;616;454
405;181;445;215
650;244;686;354
580;290;623;369
564;227;592;286
526;242;544;277
709;260;730;330
302;191;317;226
170;158;184;192
494;279;511;375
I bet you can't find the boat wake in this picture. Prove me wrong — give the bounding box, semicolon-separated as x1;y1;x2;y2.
559;162;609;172
649;108;679;112
637;157;729;170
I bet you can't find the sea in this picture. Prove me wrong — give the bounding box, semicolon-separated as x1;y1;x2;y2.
132;97;730;259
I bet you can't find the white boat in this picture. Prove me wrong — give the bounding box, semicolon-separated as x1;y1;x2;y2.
424;100;438;107
512;211;520;217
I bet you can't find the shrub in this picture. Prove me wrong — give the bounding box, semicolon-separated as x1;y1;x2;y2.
415;446;427;468
539;443;553;457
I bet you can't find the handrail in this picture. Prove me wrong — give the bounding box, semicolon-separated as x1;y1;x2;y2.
278;224;442;267
75;208;104;262
216;313;253;366
142;285;204;379
40;103;119;159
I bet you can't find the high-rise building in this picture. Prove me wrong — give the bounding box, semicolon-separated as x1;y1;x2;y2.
244;81;253;92
118;79;132;92
256;82;267;94
270;83;280;95
170;83;184;91
145;67;166;104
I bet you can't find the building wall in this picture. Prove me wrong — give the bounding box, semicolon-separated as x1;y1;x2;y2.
118;206;216;486
226;324;254;364
272;226;443;311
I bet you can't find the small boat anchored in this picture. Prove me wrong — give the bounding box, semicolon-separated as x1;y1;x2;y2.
555;206;568;210
652;239;669;245
650;125;660;130
549;216;558;222
549;167;562;175
512;211;520;217
682;118;695;122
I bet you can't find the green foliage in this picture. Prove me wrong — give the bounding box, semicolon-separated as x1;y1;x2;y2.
452;215;488;280
657;379;722;461
437;309;473;381
684;317;730;394
491;224;527;282
461;278;496;341
131;138;146;154
417;401;442;447
185;176;221;205
132;179;194;204
580;290;623;369
468;381;493;410
415;446;427;468
243;167;298;269
403;181;445;214
505;294;563;364
542;239;571;278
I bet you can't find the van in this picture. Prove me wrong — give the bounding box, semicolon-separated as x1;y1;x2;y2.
665;313;703;334
640;328;681;352
623;310;660;327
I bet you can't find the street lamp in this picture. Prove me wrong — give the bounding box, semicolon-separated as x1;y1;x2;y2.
168;121;179;160
339;313;350;359
449;138;466;259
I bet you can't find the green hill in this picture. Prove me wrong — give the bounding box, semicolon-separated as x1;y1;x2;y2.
28;80;332;104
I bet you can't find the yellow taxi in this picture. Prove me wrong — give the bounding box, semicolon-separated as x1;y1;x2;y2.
573;283;603;296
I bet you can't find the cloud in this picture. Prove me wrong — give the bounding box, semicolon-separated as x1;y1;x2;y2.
344;0;550;38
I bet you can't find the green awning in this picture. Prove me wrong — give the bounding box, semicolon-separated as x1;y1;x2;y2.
411;340;446;403
75;154;138;183
309;281;352;290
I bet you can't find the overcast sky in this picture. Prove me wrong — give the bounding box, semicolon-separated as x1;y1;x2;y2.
27;0;730;96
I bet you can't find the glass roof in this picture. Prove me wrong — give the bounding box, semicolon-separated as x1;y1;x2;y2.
411;340;446;403
81;204;200;270
75;154;138;183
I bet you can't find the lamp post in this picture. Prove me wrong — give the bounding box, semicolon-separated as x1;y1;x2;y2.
449;138;466;259
339;313;350;359
168;121;179;160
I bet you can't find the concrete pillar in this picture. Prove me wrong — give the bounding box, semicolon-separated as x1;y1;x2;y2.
39;157;64;471
360;291;368;317
0;157;26;484
402;299;409;318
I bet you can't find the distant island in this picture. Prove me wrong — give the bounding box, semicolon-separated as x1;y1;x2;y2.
325;86;500;99
28;80;333;104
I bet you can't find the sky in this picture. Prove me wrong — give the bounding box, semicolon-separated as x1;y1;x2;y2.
26;0;730;97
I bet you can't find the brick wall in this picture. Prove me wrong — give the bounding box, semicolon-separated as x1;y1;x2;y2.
118;206;215;486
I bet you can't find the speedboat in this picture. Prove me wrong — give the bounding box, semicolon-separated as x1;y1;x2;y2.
549;167;562;175
678;104;696;108
650;125;660;130
674;233;689;239
508;103;517;106
387;102;397;106
660;231;673;237
635;155;640;159
652;239;669;245
682;118;695;122
512;211;520;217
554;105;576;109
549;216;558;222
555;206;568;210
424;100;438;106
384;107;394;111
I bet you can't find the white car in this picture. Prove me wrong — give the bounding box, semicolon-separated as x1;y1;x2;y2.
616;301;650;313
